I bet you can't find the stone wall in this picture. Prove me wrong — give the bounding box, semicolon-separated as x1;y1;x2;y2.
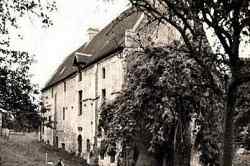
41;13;181;166
41;52;125;163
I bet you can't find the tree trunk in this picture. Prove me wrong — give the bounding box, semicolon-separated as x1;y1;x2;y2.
222;79;238;166
174;121;191;166
173;97;191;166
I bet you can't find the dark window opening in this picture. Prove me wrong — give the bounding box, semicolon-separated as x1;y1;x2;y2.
79;72;82;81
78;135;82;154
61;143;65;150
55;136;59;148
102;67;105;79
110;154;115;163
63;107;65;120
100;153;105;160
102;89;106;102
63;81;66;92
79;90;83;115
87;139;91;152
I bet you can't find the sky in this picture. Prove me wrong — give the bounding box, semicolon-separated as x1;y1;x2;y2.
11;0;129;88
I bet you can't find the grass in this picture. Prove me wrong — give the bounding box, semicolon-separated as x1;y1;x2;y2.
0;132;83;166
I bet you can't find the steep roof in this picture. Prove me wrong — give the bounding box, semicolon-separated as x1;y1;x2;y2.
42;8;141;91
42;43;89;91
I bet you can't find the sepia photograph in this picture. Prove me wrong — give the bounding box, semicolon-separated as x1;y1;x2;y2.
0;0;250;166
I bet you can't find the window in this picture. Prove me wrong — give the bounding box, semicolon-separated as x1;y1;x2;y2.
86;139;90;152
63;81;66;92
48;116;52;122
79;90;83;115
78;72;82;81
61;143;65;150
110;154;115;163
63;107;65;120
102;67;105;79
102;89;106;101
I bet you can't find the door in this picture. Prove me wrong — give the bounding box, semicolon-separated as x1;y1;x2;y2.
78;135;82;155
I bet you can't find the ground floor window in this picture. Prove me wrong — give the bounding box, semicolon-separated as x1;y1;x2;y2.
61;143;65;150
55;136;59;148
87;139;90;152
110;154;115;163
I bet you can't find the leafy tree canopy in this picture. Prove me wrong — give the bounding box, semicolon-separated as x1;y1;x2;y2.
99;42;224;165
106;1;250;165
0;0;56;130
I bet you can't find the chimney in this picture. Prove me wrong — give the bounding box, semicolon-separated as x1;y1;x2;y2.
87;27;99;41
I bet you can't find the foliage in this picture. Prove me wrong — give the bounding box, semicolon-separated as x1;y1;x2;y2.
99;42;224;165
235;76;250;150
0;0;56;130
109;1;250;165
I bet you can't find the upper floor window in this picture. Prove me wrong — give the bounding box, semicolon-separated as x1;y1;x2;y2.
63;81;66;92
102;67;105;79
86;139;90;152
78;72;82;82
79;90;83;115
63;107;65;120
102;89;106;102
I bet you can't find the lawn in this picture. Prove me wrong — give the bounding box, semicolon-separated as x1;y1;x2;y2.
0;132;83;166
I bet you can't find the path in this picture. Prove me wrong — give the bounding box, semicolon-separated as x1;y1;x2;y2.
0;132;83;166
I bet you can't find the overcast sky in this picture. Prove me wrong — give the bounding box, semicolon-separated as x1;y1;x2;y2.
11;0;129;88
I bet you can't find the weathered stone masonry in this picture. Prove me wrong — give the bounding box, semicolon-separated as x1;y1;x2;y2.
41;8;179;166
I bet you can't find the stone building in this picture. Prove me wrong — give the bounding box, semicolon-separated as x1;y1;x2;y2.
41;8;178;166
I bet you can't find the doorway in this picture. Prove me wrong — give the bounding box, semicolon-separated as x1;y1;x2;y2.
77;135;82;155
